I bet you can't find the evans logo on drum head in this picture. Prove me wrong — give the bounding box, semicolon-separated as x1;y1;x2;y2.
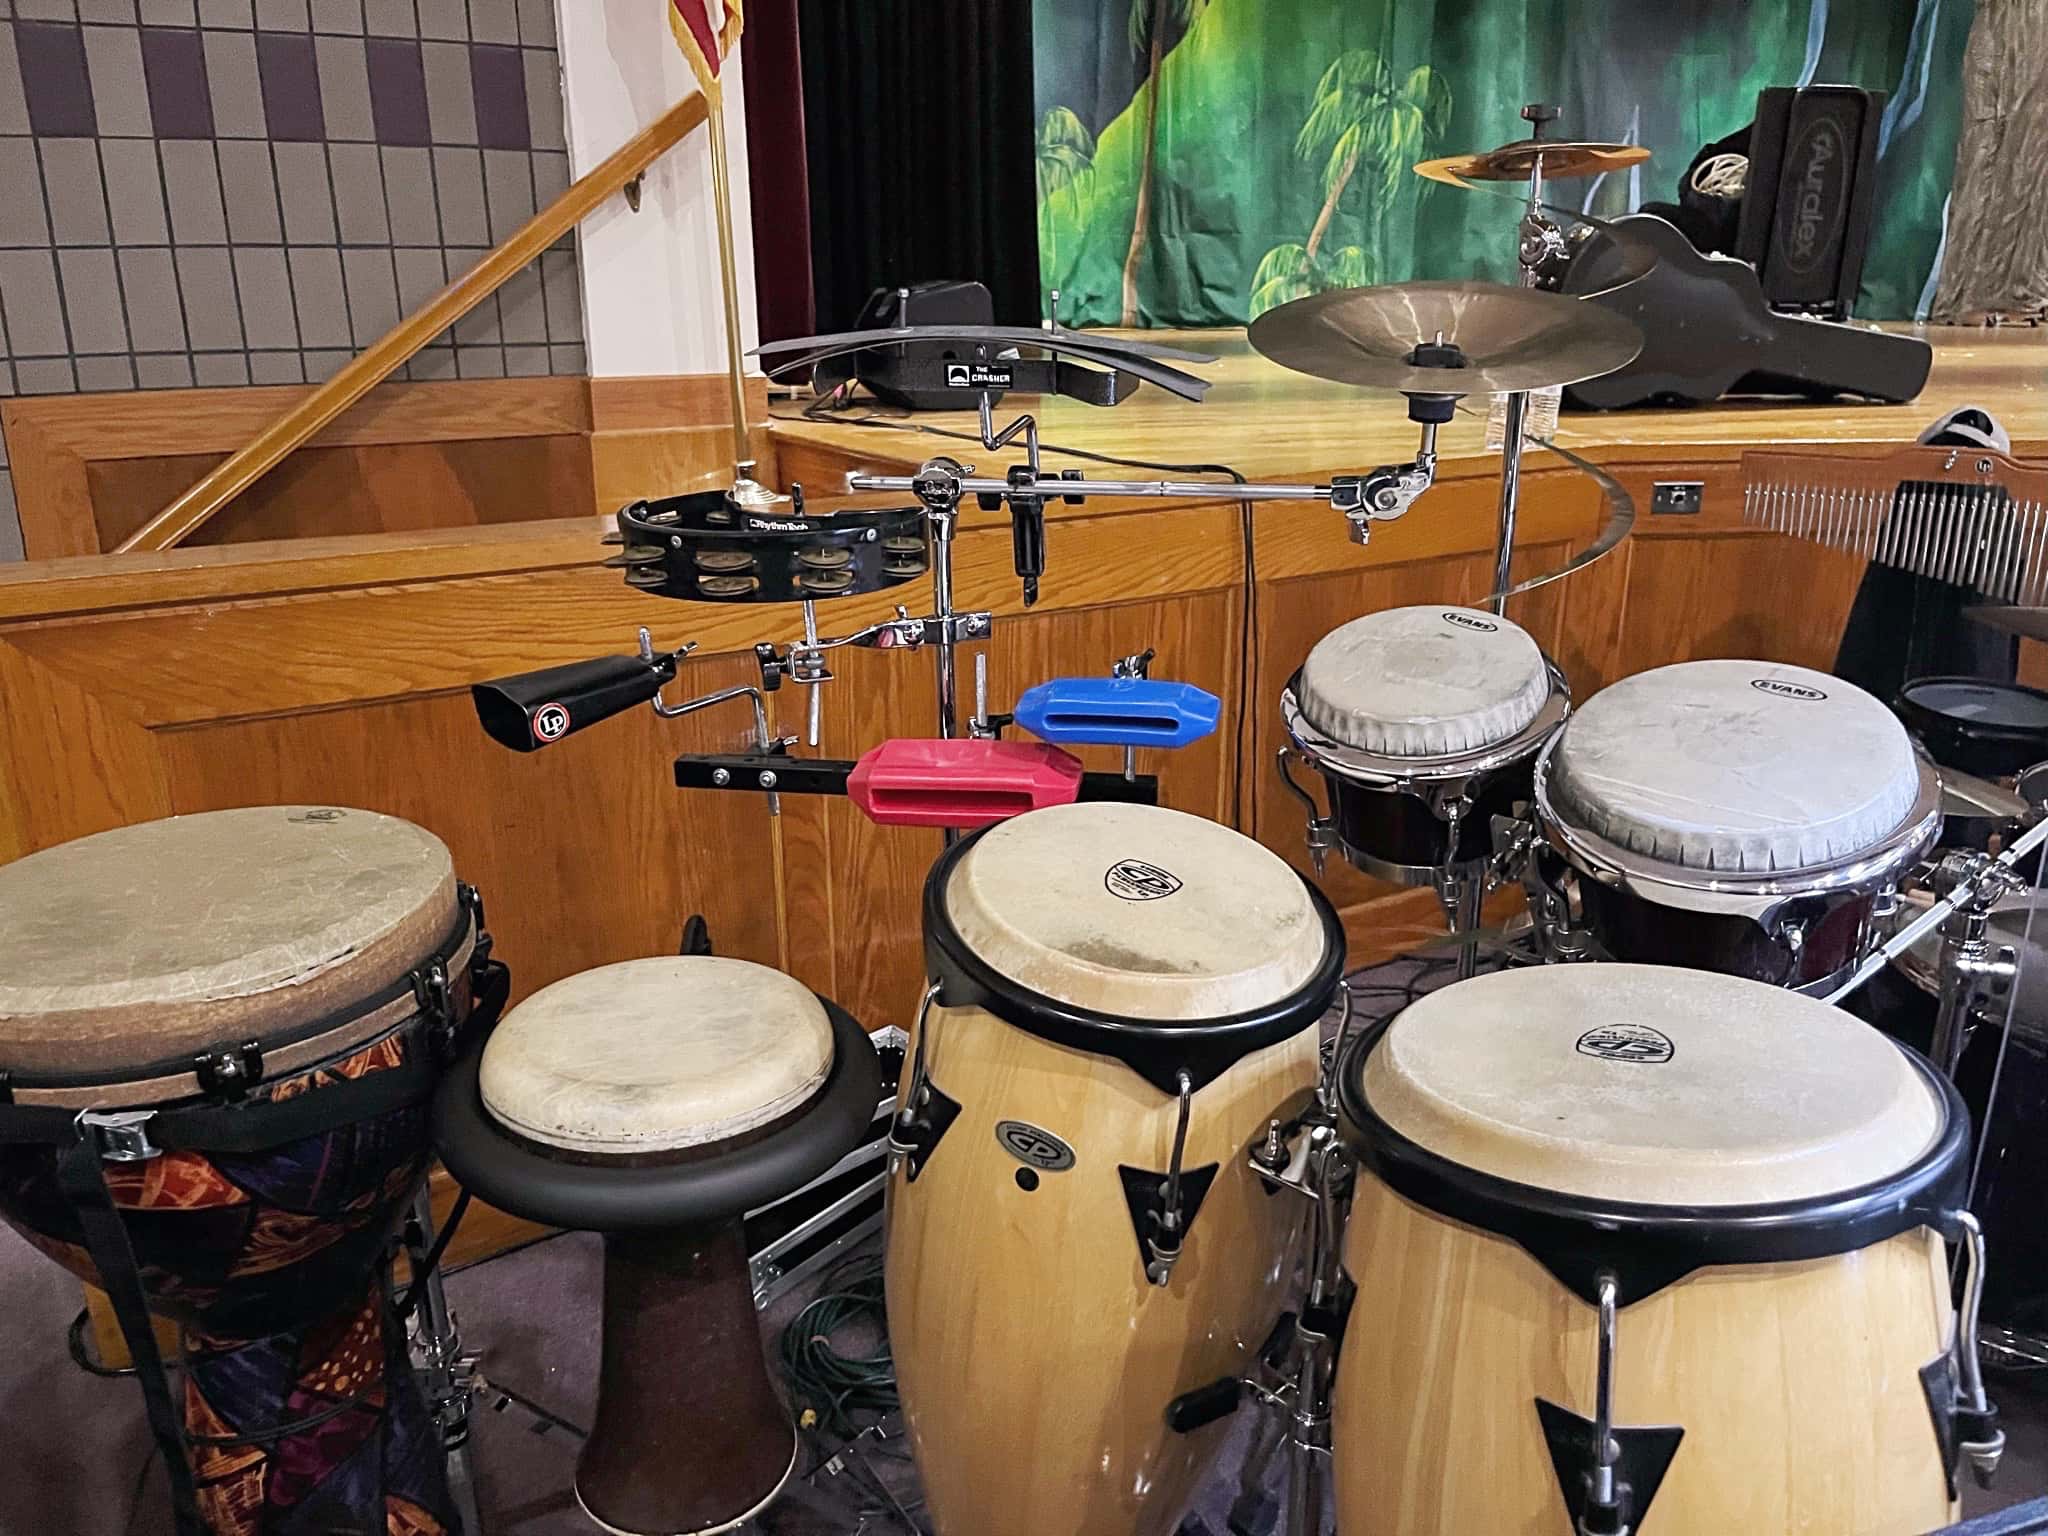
1576;1024;1675;1064
1441;611;1498;633
532;702;572;742
1750;678;1828;702
1105;859;1183;901
995;1121;1075;1171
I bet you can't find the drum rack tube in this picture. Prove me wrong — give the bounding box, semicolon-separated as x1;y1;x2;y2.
1825;813;2048;1011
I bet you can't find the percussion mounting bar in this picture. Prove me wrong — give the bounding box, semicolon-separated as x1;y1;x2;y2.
847;418;1440;548
673;751;1159;807
1824;814;2048;1009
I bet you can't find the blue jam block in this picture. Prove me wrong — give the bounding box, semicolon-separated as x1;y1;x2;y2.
1013;675;1221;749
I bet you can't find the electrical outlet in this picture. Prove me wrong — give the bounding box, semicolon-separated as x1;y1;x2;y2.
1652;481;1704;515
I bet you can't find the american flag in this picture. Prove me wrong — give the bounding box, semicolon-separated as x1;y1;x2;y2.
667;0;744;94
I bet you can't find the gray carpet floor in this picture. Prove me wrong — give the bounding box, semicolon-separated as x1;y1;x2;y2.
4;953;2047;1535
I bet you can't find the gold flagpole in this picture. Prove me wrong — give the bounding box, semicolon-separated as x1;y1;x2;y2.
701;72;778;509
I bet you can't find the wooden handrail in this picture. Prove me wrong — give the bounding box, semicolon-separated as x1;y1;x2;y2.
116;92;713;554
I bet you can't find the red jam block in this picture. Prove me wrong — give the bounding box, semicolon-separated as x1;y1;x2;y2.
847;738;1085;828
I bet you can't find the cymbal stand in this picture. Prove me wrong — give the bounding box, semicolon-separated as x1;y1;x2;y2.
1483;103;1586;617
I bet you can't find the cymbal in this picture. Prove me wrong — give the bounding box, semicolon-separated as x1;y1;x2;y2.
1967;606;2048;644
1418;141;1652;185
1248;280;1644;396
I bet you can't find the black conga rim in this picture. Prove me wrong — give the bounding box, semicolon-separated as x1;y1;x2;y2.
433;997;880;1232
1333;1010;1970;1306
922;823;1346;1096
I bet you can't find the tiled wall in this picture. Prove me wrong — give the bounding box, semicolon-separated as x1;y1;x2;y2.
0;0;586;559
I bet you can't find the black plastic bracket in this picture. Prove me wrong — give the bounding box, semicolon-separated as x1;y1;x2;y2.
1535;1397;1684;1536
1117;1162;1219;1276
194;1041;264;1102
1164;1376;1241;1434
897;1080;961;1184
1924;1352;1962;1501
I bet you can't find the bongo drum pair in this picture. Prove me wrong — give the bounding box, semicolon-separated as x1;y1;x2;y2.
1331;962;2003;1535
1533;660;1943;988
433;955;880;1536
886;801;1344;1536
0;808;506;1536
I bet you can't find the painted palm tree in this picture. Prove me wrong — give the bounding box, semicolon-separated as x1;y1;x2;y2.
1121;0;1204;326
1250;52;1450;319
1296;53;1452;269
1036;107;1097;287
1249;243;1374;319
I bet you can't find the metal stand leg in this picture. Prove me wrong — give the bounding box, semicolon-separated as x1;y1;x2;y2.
1490;391;1528;617
1436;865;1487;981
1284;1128;1350;1536
406;1189;484;1536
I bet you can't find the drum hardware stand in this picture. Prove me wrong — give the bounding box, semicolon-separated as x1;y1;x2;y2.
1922;850;2027;1079
1241;979;1361;1535
1488;103;1569;618
1824;814;2048;1009
400;1189;486;1536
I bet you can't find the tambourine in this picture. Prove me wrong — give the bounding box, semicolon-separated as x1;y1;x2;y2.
610;489;931;603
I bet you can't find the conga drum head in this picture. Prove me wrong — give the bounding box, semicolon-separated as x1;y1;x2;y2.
0;805;460;1095
1351;963;1947;1209
479;956;835;1157
1544;660;1922;874
930;801;1342;1091
1297;605;1551;758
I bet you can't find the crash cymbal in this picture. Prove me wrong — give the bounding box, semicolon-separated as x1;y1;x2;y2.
1248;280;1644;396
1418;141;1651;185
1967;606;2048;644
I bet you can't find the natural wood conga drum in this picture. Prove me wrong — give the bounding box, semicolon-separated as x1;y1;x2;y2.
0;806;499;1536
887;802;1344;1536
1331;963;1985;1536
433;955;880;1536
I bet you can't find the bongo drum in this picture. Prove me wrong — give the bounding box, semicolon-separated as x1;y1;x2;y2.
1332;963;1997;1536
0;807;502;1536
433;956;880;1536
1280;605;1568;887
1534;659;1942;988
887;801;1344;1536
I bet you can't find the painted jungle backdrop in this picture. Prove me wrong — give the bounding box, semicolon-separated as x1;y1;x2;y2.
1032;0;1973;326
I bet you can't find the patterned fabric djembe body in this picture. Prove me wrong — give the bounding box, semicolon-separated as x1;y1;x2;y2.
0;808;504;1536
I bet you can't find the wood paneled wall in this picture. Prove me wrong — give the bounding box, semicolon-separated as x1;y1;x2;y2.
1;374;772;559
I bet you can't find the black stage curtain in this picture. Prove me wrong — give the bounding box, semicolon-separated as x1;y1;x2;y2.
795;0;1039;332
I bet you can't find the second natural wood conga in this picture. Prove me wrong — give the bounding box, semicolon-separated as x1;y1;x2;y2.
1332;963;1987;1535
887;802;1344;1536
